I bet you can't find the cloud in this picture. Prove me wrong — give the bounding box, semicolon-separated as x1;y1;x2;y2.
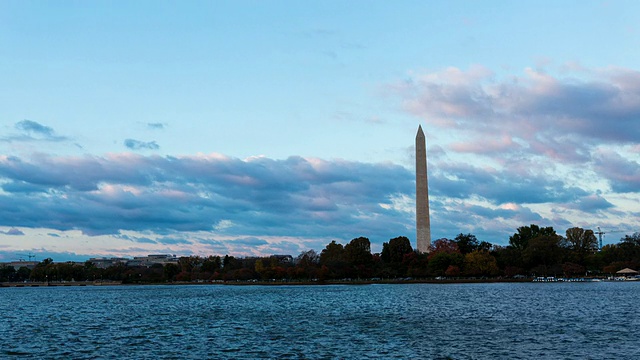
562;194;615;212
0;145;635;249
114;234;157;244
592;148;640;193
232;237;269;246
124;139;160;151
1;180;50;194
449;135;521;155
2;120;69;142
430;161;587;205
391;65;640;163
1;228;24;236
427;198;549;243
16;120;55;137
2;63;639;252
377;64;639;243
147;123;166;130
0;153;414;242
156;236;192;245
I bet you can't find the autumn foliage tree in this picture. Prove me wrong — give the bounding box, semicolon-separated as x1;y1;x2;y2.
427;239;463;276
464;250;499;277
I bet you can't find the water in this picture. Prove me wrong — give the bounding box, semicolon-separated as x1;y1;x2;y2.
1;282;639;359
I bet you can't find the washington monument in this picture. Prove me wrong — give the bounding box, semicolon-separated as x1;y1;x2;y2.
416;125;431;253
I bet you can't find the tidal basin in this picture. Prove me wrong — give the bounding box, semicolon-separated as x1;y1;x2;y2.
2;282;639;359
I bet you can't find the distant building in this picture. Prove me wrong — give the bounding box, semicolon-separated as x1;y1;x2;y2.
127;254;178;267
88;257;129;269
0;261;39;270
89;255;179;268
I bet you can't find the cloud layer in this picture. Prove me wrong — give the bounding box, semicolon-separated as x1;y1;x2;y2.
396;66;640;148
389;65;639;241
1;65;638;259
0;154;414;241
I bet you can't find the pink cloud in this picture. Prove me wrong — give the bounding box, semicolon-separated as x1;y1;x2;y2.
449;135;521;154
391;65;640;165
593;149;640;193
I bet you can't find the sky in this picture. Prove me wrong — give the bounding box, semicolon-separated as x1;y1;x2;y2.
1;1;639;262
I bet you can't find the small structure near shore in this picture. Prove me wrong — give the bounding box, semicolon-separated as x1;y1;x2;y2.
616;268;638;275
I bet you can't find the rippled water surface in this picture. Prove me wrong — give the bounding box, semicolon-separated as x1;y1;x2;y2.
1;282;639;359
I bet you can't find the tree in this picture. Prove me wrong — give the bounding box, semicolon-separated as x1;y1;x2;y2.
454;233;479;255
615;233;640;268
381;236;413;264
320;241;347;279
106;263;130;281
464;250;499;277
84;261;101;281
0;265;16;282
428;238;459;256
201;256;222;273
222;255;241;271
379;236;414;278
523;235;564;275
15;266;31;282
164;263;180;281
445;265;461;277
622;233;640;246
320;241;345;266
296;250;320;265
179;256;203;274
562;262;586;277
595;233;640;272
254;259;269;280
345;237;372;265
295;250;320;279
428;252;463;276
492;245;524;277
344;237;373;278
30;258;54;282
509;224;556;251
404;251;429;278
565;227;598;264
427;239;463;276
477;241;493;252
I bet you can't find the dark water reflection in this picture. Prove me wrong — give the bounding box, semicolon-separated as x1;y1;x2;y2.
2;282;639;359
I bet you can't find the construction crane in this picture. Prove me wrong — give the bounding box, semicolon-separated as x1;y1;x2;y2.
595;227;628;250
595;227;605;250
16;252;37;261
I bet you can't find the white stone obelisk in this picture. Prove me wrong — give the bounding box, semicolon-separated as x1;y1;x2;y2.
416;125;431;253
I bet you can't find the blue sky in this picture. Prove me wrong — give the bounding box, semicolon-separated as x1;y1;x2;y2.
1;1;639;261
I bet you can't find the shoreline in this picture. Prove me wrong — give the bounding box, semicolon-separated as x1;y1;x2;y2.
1;277;611;287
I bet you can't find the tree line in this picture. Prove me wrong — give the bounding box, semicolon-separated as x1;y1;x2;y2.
1;224;639;283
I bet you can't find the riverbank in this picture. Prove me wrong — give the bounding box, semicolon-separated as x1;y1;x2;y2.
0;280;122;287
1;277;578;287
